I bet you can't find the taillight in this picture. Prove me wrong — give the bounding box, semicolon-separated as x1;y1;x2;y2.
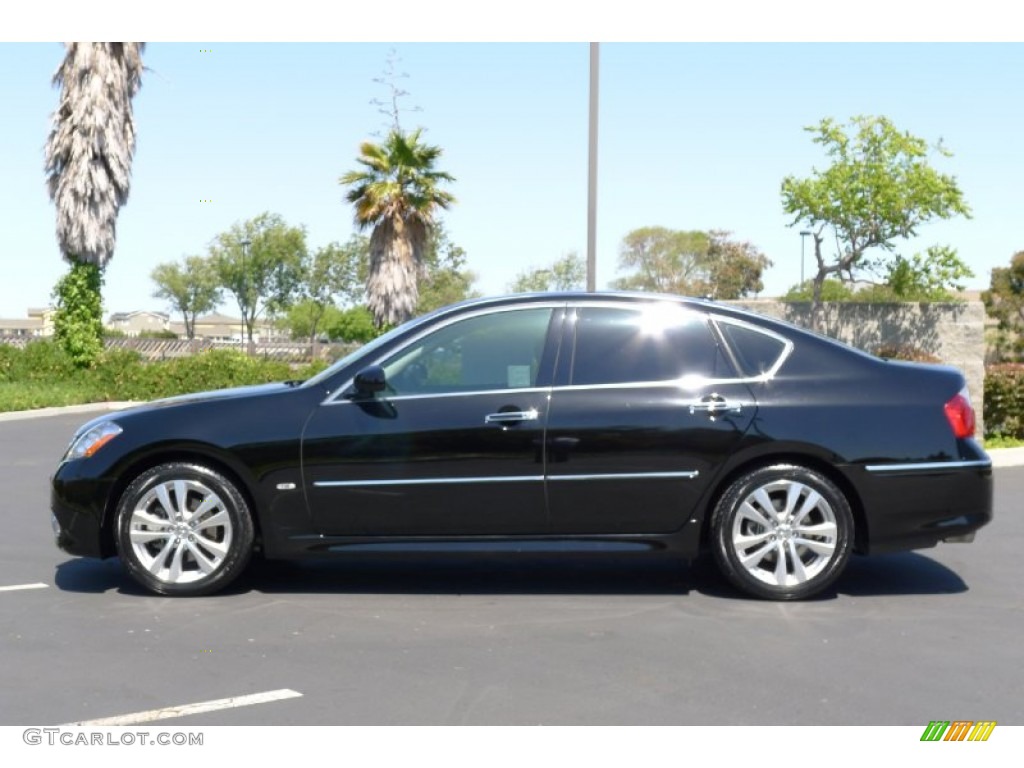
944;389;976;438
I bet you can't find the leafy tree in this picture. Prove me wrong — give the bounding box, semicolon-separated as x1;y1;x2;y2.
295;237;370;344
340;129;456;328
611;227;769;298
781;115;971;325
282;300;344;342
210;212;307;343
705;231;772;299
44;42;144;365
151;256;222;339
509;252;586;293
983;251;1024;361
416;223;479;314
872;245;973;301
782;279;856;302
611;228;710;294
323;306;379;344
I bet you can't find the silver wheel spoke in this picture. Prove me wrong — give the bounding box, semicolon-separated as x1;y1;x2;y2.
193;535;229;559
739;540;775;569
738;501;774;530
190;495;220;522
173;480;188;521
186;540;219;574
130;528;171;545
195;509;229;531
735;530;773;549
773;541;789;584
797;521;837;538
131;510;171;529
787;540;808;583
167;541;186;582
146;538;174;575
751;488;780;523
794;536;836;557
793;490;824;526
154;484;176;520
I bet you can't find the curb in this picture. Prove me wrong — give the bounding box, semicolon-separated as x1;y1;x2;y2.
3;402;1024;468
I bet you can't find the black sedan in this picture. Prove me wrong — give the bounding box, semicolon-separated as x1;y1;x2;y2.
51;293;992;600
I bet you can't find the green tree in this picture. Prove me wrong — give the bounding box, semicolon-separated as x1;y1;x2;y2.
509;252;586;293
983;251;1024;361
612;228;710;294
295;237;370;344
782;279;856;302
781;115;971;326
151;256;222;339
705;231;772;299
611;227;769;298
44;42;144;365
340;128;456;328
323;306;379;344
211;213;307;343
416;223;479;314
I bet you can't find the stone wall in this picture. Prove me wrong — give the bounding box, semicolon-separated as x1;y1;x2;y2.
726;300;987;432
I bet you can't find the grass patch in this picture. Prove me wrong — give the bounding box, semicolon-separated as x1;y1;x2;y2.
983;435;1024;450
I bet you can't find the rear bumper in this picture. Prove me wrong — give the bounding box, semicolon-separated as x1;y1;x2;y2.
852;460;993;554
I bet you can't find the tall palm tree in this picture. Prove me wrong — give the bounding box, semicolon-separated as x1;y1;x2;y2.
340;128;455;327
44;42;144;363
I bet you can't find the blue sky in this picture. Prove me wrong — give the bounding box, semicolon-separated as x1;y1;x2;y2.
2;13;1022;319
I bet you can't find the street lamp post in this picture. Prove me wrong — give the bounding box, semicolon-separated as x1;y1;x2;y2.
799;230;812;289
240;237;252;355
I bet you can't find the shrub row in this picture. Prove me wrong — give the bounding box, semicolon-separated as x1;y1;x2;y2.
985;364;1024;440
0;340;327;412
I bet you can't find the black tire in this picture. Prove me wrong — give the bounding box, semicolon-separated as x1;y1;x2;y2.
115;463;255;596
710;464;853;600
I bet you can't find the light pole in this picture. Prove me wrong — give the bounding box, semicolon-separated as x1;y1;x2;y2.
799;230;811;289
586;42;599;292
240;237;252;354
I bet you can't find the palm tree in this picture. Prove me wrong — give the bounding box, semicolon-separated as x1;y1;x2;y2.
340;129;455;327
44;42;144;363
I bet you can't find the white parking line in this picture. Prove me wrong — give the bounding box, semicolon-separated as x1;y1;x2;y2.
63;689;303;726
0;582;49;592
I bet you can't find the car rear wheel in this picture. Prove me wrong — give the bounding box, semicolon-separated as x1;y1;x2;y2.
115;463;254;596
710;465;853;600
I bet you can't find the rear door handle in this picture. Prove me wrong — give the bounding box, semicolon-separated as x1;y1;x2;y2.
484;408;539;425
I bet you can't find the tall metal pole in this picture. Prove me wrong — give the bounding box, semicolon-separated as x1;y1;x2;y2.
587;43;599;292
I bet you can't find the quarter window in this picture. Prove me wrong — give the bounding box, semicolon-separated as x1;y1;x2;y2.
380;308;554;395
570;305;728;385
717;321;788;377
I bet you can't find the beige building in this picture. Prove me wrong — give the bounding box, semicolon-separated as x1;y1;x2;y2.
0;307;55;337
106;310;171;336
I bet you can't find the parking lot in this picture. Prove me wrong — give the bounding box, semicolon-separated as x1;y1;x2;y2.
2;408;1022;726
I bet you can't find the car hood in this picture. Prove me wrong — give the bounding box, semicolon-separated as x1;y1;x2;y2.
70;382;297;436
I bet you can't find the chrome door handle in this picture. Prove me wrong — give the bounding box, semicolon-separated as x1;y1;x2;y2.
484;408;539;425
689;395;741;415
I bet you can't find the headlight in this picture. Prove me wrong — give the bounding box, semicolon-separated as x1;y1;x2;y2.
65;422;123;461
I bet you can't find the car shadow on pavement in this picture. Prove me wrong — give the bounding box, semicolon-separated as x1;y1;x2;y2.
52;551;967;599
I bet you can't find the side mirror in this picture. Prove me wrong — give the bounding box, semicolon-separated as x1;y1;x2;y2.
352;365;387;397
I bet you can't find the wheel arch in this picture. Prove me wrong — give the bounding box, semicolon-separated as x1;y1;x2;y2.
698;451;869;555
101;444;264;560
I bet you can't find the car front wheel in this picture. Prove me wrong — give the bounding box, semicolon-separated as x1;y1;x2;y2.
710;465;853;600
115;463;254;596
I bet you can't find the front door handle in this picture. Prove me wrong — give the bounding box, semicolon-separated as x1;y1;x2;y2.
484;408;539;425
689;394;742;415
